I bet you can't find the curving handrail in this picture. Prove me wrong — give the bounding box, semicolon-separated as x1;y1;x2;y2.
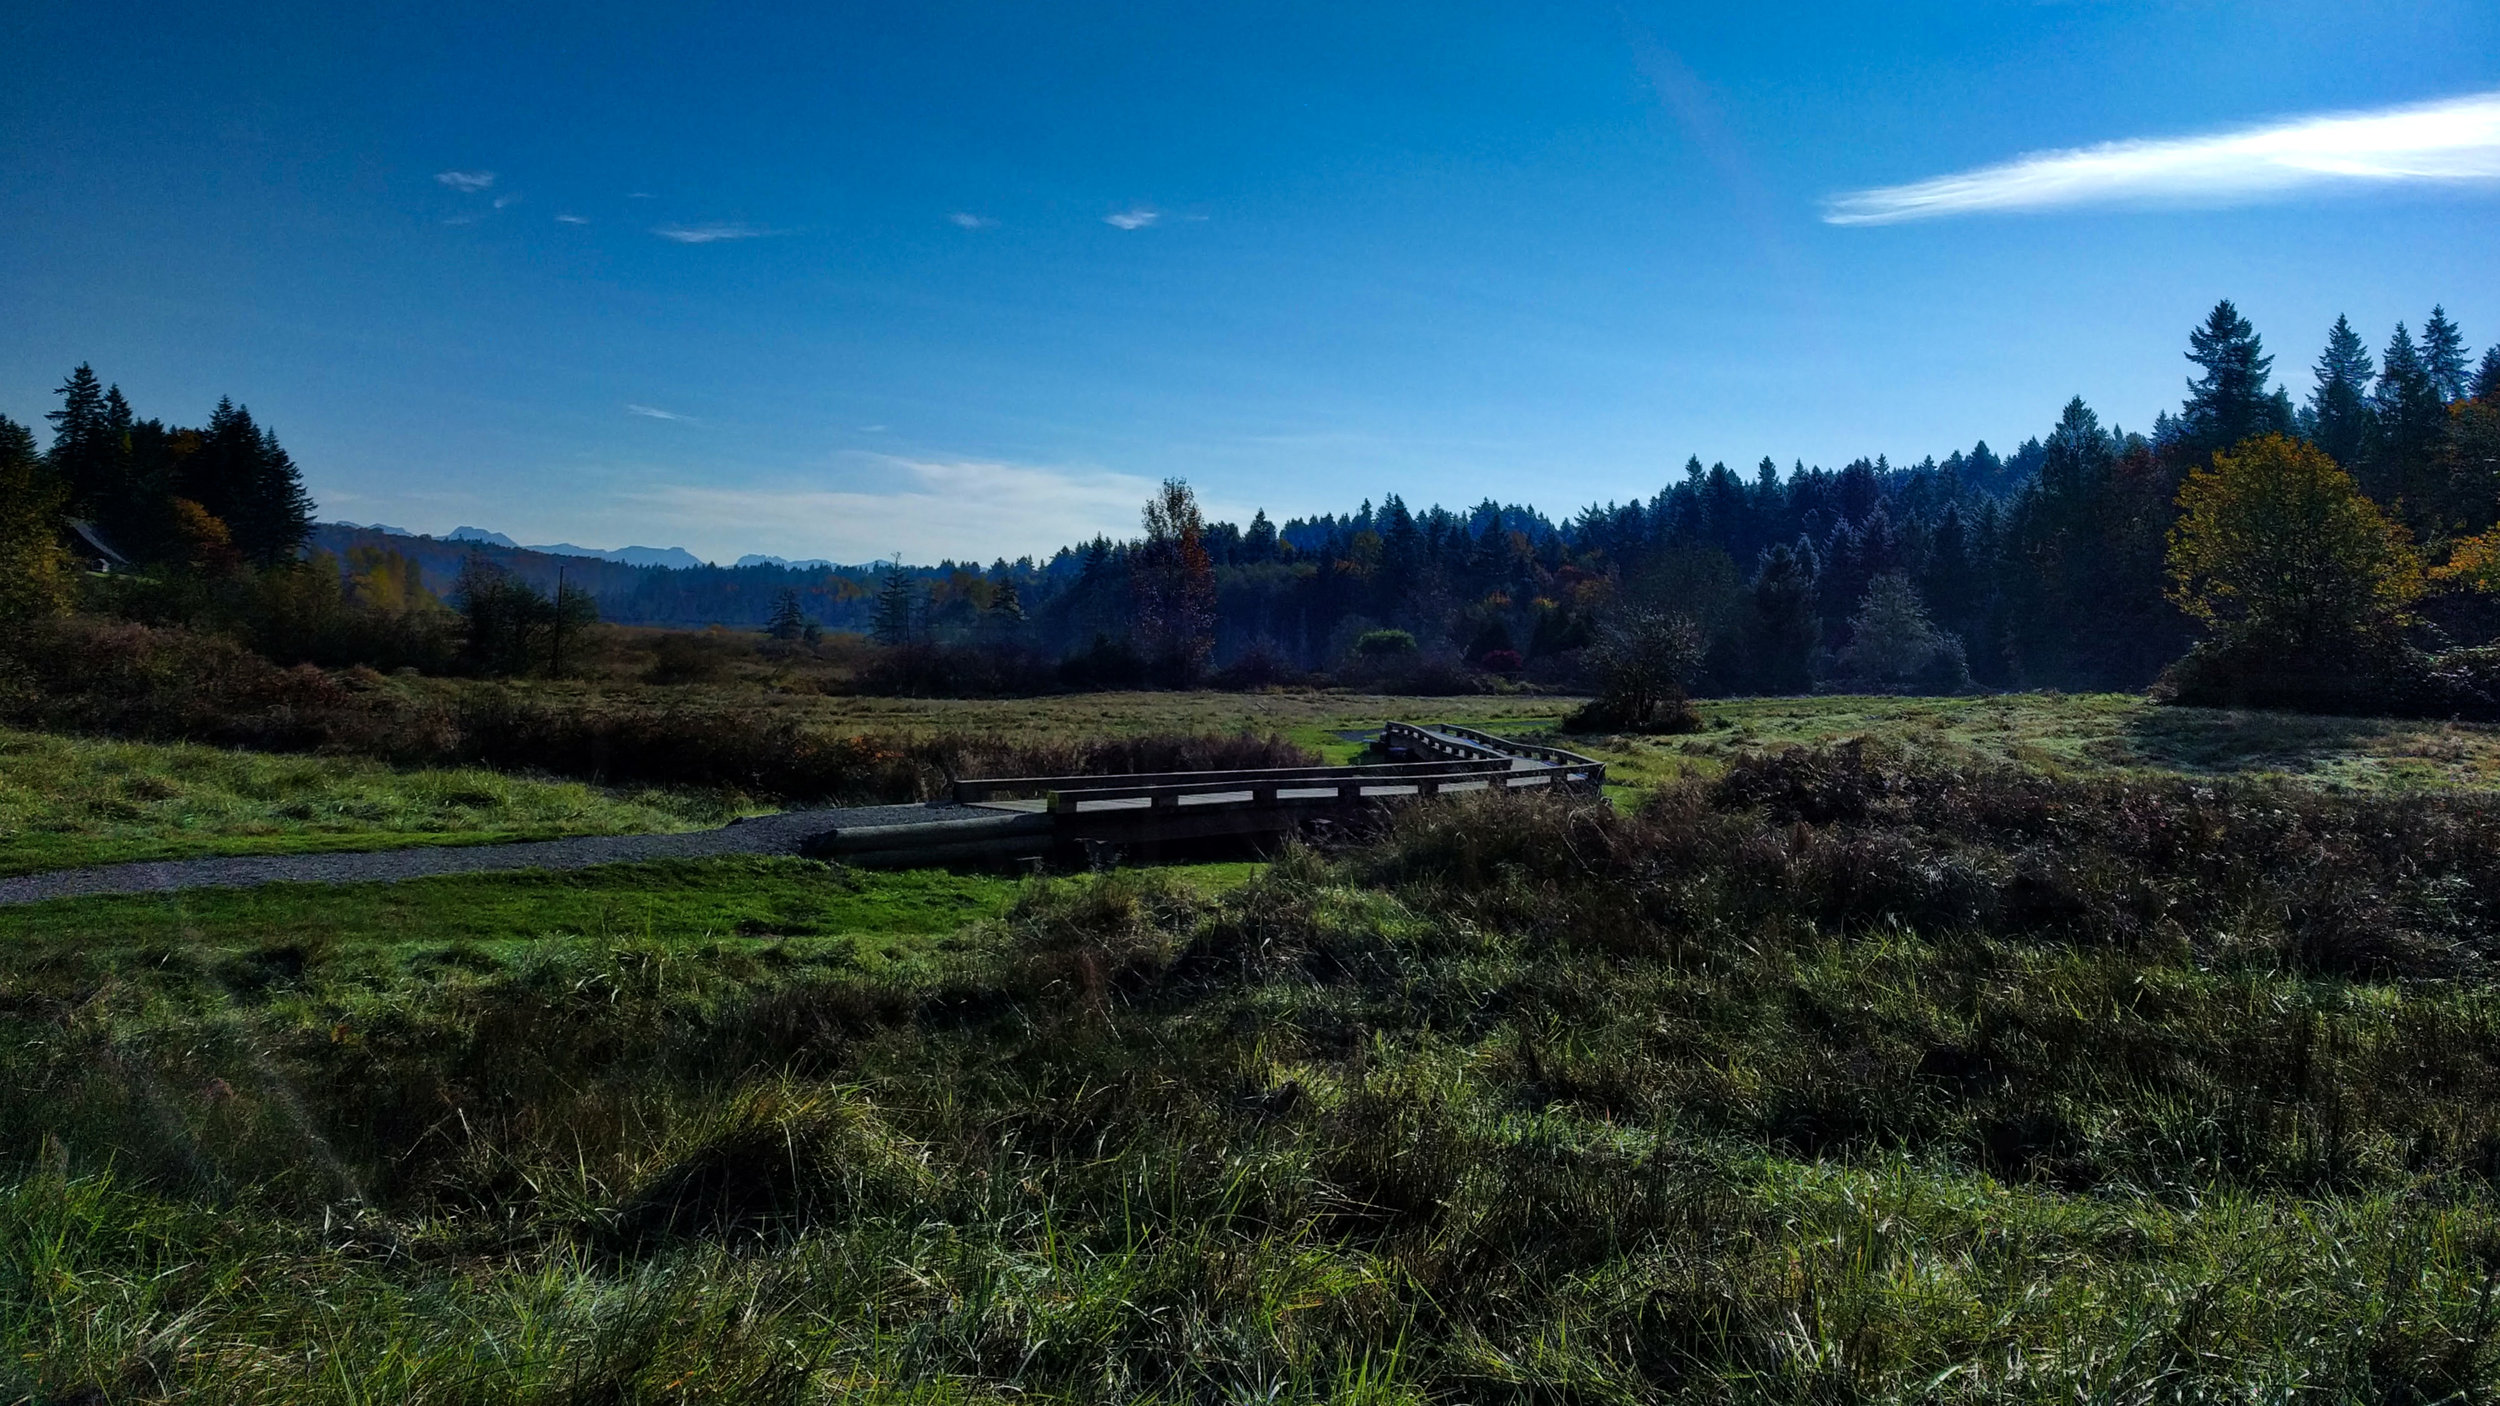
954;757;1511;804
950;721;1606;825
1044;765;1584;813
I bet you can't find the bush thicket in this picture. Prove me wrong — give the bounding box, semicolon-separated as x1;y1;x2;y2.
0;616;1314;802
14;747;2500;1397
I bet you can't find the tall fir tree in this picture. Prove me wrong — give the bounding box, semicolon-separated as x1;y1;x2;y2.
184;399;313;568
871;562;920;646
766;587;808;641
44;364;119;521
246;425;316;566
2371;324;2448;514
2306;315;2377;471
1242;509;1278;561
1741;542;1817;694
2420;306;2471;404
2476;347;2500;406
2178;300;2286;459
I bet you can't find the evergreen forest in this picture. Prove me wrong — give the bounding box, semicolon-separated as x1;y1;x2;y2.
10;300;2500;710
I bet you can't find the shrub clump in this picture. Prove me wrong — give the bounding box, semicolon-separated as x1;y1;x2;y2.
609;1081;936;1246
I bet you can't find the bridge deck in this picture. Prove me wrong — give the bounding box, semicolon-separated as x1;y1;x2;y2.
808;720;1605;866
0;726;1604;902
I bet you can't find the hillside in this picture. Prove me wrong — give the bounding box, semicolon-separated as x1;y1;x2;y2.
308;523;887;630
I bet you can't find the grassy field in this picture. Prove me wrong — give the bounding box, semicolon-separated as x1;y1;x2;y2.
0;855;1262;950
0;727;732;877
8;750;2500;1401
14;689;2500;881
1539;692;2500;797
712;685;2500;792
520;682;1578;763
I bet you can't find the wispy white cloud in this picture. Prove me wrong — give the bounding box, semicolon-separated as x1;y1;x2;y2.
492;194;520;209
435;170;496;192
554;213;590;225
652;222;776;243
1103;207;1159;230
949;211;998;229
1826;89;2500;225
637;457;1162;563
625;404;695;422
440;214;484;226
627;191;656;199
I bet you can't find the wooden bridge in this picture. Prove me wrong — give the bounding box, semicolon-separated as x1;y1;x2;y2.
805;723;1607;868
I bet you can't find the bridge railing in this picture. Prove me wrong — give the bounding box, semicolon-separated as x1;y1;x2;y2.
1414;722;1603;769
952;757;1510;805
1380;720;1509;762
1042;763;1598;813
954;722;1607;819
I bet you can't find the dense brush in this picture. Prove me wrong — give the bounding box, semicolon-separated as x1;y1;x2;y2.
10;742;2500;1401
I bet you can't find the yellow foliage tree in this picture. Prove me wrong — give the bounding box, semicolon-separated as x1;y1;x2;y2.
0;417;73;625
2167;434;2422;657
2432;400;2500;590
166;497;243;574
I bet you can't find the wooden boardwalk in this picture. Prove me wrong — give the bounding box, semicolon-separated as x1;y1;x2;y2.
811;722;1605;866
0;725;1605;901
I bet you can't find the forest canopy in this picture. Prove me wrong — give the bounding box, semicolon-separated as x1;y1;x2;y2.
10;300;2500;710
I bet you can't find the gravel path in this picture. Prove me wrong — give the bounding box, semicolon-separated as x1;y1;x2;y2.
0;803;989;906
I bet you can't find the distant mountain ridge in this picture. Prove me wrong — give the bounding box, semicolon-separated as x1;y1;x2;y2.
306;522;906;630
441;525;708;570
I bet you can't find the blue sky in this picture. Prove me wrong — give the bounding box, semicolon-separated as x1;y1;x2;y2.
4;1;2495;564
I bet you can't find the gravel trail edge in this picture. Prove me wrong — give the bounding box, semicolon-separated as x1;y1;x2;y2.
0;804;988;906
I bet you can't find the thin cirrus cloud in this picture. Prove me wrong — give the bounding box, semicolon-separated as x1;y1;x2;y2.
948;212;997;229
434;170;495;192
1103;207;1159;230
554;214;589;225
625;404;696;423
635;457;1164;563
652;222;776;243
1825;88;2500;225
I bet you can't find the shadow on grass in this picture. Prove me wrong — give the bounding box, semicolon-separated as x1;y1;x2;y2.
2116;706;2401;776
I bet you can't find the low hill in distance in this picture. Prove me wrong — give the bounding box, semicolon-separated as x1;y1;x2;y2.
441;525;709;570
307;522;889;630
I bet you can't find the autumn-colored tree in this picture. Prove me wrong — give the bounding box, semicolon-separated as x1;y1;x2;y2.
2167;434;2421;660
2433;397;2500;539
1133;478;1216;683
2428;400;2500;593
165;497;244;574
0;415;73;624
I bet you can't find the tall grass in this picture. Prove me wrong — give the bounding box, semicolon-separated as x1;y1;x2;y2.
0;617;1319;806
0;726;732;874
8;745;2500;1400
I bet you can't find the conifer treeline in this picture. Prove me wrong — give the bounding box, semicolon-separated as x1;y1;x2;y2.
995;300;2499;692
17;300;2499;699
298;299;2499;694
38;364;313;570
